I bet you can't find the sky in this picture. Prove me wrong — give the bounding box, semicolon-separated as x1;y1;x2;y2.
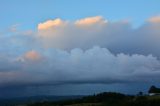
0;0;160;29
1;0;160;98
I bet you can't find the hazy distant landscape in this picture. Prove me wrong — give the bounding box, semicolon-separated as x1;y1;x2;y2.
1;92;160;106
0;95;82;106
0;86;160;106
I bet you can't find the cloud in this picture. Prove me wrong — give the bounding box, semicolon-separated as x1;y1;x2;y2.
36;16;160;58
75;16;107;26
148;15;160;23
23;50;41;61
0;46;160;87
1;16;160;91
38;18;67;30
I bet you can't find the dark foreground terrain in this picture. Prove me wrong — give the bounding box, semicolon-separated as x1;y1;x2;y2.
26;92;160;106
1;92;160;106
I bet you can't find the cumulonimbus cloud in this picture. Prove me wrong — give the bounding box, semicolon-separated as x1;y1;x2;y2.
1;16;160;88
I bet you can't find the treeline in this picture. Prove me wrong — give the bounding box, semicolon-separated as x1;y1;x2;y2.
149;85;160;93
27;92;160;106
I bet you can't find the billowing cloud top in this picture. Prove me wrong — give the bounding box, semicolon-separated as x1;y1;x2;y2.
1;16;160;88
38;18;66;30
75;16;107;25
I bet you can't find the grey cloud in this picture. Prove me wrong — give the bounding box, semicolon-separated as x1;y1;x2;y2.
0;46;160;87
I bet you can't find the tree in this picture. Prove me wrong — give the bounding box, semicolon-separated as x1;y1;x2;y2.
137;91;143;96
148;85;160;93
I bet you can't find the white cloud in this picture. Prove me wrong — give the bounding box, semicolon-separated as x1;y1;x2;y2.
36;16;160;58
0;46;160;87
1;16;160;88
38;18;67;30
75;16;107;26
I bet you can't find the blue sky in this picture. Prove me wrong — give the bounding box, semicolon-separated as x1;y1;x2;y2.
0;0;160;29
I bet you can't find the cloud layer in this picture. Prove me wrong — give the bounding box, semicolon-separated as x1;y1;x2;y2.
0;16;160;88
0;46;160;87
